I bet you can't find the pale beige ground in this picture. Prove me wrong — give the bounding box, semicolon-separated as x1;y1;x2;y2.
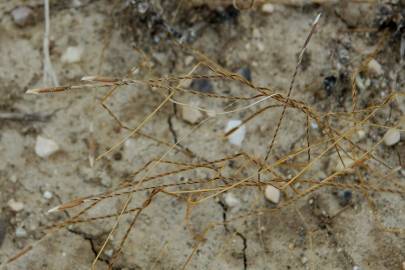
0;1;404;270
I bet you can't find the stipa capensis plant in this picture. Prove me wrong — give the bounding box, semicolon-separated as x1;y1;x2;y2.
5;4;405;270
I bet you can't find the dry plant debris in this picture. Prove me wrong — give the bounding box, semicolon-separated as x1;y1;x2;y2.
1;1;404;269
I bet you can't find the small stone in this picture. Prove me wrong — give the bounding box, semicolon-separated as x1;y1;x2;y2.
323;75;337;96
353;266;361;270
383;128;400;146
11;6;33;27
35;136;59;158
190;79;213;93
61;46;83;64
310;121;318;129
338;48;350;64
261;4;275;14
15;227;27;238
71;0;82;7
367;59;383;76
224;192;240;208
9;175;18;183
335;156;355;172
402;261;405;270
225;120;246;147
7;199;24;212
355;75;366;91
43;191;53;200
184;56;194;66
301;256;308;264
264;185;281;204
181;104;203;124
237;67;252;82
137;2;149;13
104;249;114;257
337;190;352;206
357;130;366;141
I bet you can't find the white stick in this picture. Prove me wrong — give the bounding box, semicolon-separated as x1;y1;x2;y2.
43;0;59;86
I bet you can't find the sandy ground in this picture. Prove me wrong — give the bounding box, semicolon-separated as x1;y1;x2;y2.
0;1;404;269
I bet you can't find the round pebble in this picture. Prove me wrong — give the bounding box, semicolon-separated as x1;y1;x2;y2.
367;59;383;76
337;190;352;206
264;185;281;204
383;128;400;146
335;156;355;172
225;120;246;147
224;192;240;208
323;75;337;96
261;4;275;14
237;67;252;82
43;191;53;200
15;227;27;238
357;130;366;141
35;136;59;158
7;199;24;212
61;46;83;64
11;6;33;27
104;249;114;257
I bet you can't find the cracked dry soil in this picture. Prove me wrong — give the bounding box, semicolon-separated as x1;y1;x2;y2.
1;1;405;270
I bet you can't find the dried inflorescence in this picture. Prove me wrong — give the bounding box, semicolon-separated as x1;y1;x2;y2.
6;3;405;270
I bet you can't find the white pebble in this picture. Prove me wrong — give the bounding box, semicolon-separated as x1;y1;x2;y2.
301;256;308;264
225;120;246;147
8;199;24;212
261;4;275;14
353;266;361;270
104;249;114;257
224;192;240;208
35;136;59;158
335;156;355;172
11;6;33;27
367;59;383;76
184;56;194;66
355;75;366;91
43;191;53;200
9;175;18;183
181;105;203;124
310;121;318;129
357;129;366;140
264;185;280;204
383;128;400;146
61;46;83;64
15;227;27;238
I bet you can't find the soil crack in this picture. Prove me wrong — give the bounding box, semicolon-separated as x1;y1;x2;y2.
66;228;110;266
217;201;248;269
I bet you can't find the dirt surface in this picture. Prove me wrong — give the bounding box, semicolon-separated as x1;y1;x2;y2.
0;1;404;270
